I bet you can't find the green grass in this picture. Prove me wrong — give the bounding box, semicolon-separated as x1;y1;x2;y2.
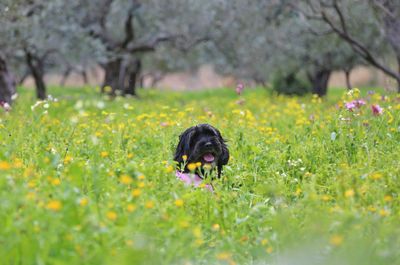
0;86;399;265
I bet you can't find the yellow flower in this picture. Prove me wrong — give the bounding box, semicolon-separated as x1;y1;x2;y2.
120;175;133;185
0;161;11;170
195;239;204;246
353;88;360;98
100;151;109;158
165;165;174;173
179;220;189;228
187;163;197;171
344;189;355;198
46;200;62;211
51;178;61;186
106;211;117;221
384;195;393;202
27;180;36;188
367;205;376;212
321;195;330;201
212;223;220;231
379;209;390;217
127;204;136;212
138;175;145;180
203;163;212;170
26;192;36;200
193;227;202;238
216;252;231;260
79;198;89;207
182;155;187;161
370;172;383;180
261;239;269;246
104;85;112;93
12;158;23;168
138;182;145;188
304;172;312;177
132;189;141;197
126;239;134;247
64;155;73;164
196;162;202;167
145;201;154;209
175;199;184;207
266;247;273;254
330;235;343;246
127;153;134;159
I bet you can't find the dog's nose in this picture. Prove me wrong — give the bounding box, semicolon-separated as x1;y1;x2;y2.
205;142;212;148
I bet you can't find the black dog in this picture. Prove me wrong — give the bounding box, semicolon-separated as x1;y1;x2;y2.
174;124;229;178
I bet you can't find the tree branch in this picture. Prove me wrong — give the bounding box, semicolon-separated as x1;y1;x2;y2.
121;2;141;49
126;34;179;53
320;8;400;81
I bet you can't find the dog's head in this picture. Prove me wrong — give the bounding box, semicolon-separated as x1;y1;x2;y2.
174;124;229;177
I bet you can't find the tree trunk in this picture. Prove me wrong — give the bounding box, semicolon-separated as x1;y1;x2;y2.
60;68;72;86
0;56;16;105
345;69;352;90
124;70;138;96
25;51;47;100
81;70;88;85
124;59;141;96
397;55;400;93
381;3;400;92
309;69;331;97
19;69;30;85
102;59;122;95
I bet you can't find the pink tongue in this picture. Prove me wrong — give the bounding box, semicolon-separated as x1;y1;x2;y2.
203;153;214;162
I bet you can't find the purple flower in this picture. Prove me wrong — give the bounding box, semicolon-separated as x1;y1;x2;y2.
345;99;366;112
236;82;244;95
371;104;383;115
354;99;366;108
345;101;356;111
367;90;375;95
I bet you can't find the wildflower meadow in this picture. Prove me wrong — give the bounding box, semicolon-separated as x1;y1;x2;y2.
1;87;399;265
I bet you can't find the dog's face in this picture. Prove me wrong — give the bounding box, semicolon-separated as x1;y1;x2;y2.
174;124;229;177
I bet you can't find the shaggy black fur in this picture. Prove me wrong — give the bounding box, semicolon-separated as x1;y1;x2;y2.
174;124;229;178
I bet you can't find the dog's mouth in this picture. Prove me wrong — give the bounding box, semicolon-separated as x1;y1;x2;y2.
202;153;215;163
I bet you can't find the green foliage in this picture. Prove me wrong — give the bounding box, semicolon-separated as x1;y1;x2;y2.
272;72;311;95
0;87;399;264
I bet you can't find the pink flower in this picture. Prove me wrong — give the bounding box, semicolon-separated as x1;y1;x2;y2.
236;82;244;95
345;101;356;111
371;104;383;115
345;99;366;111
354;99;366;108
0;101;11;112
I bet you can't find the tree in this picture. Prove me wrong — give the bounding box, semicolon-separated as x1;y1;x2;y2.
73;0;216;96
0;1;20;105
197;0;367;96
270;15;367;96
0;54;16;106
1;0;103;99
293;0;400;92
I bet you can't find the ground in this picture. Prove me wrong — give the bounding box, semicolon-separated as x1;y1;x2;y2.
0;86;399;265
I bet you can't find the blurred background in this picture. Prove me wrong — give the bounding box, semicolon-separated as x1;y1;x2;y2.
0;0;399;104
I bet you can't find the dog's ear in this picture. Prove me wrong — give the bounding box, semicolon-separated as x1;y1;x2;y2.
217;143;229;178
215;128;229;178
212;127;229;165
174;127;195;164
219;141;229;166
